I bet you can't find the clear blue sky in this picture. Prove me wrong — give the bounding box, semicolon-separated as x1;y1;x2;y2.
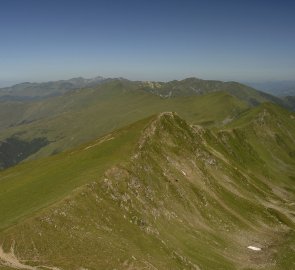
0;0;294;85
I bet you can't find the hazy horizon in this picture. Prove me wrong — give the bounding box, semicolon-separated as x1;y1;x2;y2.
1;75;295;89
1;0;294;85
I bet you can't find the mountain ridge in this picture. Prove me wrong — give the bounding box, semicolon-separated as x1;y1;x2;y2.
0;107;294;269
0;76;287;105
0;76;107;99
0;87;249;169
0;77;292;170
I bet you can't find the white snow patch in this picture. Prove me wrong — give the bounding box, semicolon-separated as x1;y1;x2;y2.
181;170;187;176
247;246;261;251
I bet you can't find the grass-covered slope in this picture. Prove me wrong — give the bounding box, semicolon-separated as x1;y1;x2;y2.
0;77;287;133
0;80;250;168
1;77;290;170
0;107;294;270
224;103;295;179
0;116;151;231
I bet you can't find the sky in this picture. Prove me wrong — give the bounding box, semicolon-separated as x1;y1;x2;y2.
0;0;294;86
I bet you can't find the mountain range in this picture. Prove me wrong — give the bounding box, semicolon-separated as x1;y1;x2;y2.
0;76;107;100
0;77;294;269
0;77;294;168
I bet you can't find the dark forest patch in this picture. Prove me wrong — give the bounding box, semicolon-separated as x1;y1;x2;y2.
0;137;49;169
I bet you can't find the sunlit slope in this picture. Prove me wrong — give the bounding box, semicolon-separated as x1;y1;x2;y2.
0;107;294;269
223;103;295;188
0;80;249;165
0;116;152;231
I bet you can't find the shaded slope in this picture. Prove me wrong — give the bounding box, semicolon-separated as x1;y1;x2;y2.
284;95;295;111
0;110;294;269
0;137;49;169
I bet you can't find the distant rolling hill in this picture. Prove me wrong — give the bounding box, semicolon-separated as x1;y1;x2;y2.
0;78;292;169
0;89;248;169
0;104;294;269
0;76;107;100
140;77;285;107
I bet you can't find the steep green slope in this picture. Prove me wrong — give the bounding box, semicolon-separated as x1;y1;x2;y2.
222;103;295;191
0;80;249;168
0;108;294;270
0;116;151;231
